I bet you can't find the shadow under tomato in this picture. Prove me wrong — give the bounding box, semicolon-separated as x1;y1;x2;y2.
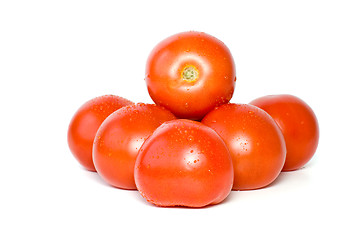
80;168;110;187
229;163;314;192
80;167;139;191
220;190;241;205
265;165;313;190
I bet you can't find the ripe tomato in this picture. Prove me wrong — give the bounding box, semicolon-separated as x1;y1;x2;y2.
145;31;236;120
134;119;233;207
68;95;133;171
93;103;176;189
250;94;319;171
202;104;286;190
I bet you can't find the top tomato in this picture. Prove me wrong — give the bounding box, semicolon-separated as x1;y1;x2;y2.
145;31;236;120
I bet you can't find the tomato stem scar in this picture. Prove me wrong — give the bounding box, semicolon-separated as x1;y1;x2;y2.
181;65;199;82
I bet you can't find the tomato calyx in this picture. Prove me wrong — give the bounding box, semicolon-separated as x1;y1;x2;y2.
181;65;199;82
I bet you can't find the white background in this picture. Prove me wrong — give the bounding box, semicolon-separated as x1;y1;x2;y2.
1;0;358;239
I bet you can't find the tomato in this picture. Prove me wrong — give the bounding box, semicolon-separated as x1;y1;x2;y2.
145;31;236;120
134;119;233;207
202;104;286;190
93;103;176;189
249;94;319;171
67;95;133;171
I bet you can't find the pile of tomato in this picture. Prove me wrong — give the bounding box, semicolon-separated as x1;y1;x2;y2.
68;31;319;208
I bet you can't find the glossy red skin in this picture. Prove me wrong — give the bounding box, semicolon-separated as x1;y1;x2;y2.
202;104;286;190
250;94;319;171
93;103;176;189
145;31;236;120
134;119;234;207
68;95;133;171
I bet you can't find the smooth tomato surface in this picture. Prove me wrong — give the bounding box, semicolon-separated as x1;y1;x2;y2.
134;119;234;207
250;94;319;171
93;103;176;190
145;31;236;120
67;95;133;171
202;104;286;190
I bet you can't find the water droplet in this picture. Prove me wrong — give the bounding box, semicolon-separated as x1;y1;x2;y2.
187;135;194;141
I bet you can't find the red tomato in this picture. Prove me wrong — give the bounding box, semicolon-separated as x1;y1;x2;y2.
202;104;286;190
68;95;133;171
134;119;233;207
145;31;236;120
93;103;176;189
250;94;319;171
